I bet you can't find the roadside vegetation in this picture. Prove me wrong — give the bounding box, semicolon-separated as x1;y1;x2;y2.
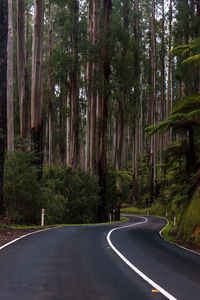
3;149;131;225
0;1;200;251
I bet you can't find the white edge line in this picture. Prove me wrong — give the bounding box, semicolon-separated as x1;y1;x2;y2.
159;218;200;257
107;216;177;300
0;227;56;251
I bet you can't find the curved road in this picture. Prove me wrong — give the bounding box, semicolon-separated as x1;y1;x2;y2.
0;215;200;300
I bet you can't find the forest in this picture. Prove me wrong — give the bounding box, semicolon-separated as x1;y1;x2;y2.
0;0;200;248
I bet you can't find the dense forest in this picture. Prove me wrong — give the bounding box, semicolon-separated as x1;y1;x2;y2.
0;0;200;246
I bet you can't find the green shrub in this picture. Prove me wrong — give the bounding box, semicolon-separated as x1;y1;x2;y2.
42;165;99;224
3;150;42;224
67;169;99;224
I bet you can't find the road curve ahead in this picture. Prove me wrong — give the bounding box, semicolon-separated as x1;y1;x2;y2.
0;215;200;300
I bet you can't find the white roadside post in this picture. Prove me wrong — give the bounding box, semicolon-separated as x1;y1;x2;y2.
41;209;45;227
174;217;176;227
109;213;112;223
166;212;168;218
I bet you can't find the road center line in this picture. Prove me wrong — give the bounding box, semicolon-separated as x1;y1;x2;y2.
107;216;177;300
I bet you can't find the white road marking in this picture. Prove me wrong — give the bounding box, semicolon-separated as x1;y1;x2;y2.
0;227;56;251
107;216;178;300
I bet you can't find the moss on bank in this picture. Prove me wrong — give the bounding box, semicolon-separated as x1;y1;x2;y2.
176;187;200;250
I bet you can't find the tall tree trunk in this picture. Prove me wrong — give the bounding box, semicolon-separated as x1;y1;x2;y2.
87;0;100;172
132;0;140;205
48;5;54;165
66;95;70;165
7;0;14;151
86;0;92;170
31;0;44;176
70;0;79;170
17;0;30;144
165;0;172;150
148;0;157;203
90;0;100;171
0;0;8;216
160;0;165;164
116;98;124;171
97;0;112;222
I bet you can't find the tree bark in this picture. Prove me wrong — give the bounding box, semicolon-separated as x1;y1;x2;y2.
69;0;79;170
132;0;140;205
160;0;165;165
48;5;54;165
0;0;8;216
31;0;44;176
148;0;157;203
17;0;30;143
7;0;14;151
165;0;172;150
97;0;112;222
87;0;100;172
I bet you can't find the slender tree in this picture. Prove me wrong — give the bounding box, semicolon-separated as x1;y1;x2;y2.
69;0;79;170
165;0;172;150
17;0;30;143
7;0;14;151
0;0;8;216
97;0;112;222
90;0;100;171
132;0;140;204
48;4;54;165
148;0;157;202
31;0;45;174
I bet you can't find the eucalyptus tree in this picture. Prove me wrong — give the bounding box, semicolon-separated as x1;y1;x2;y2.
7;0;14;151
31;0;45;174
97;0;112;222
17;0;30;144
0;0;8;216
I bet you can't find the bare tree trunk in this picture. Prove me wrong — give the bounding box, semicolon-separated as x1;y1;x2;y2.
86;0;92;170
116;98;124;171
97;0;112;222
160;0;165;165
70;0;79;170
148;0;157;203
87;0;100;172
165;0;172;150
44;120;48;164
17;0;30;144
132;0;140;205
31;0;44;176
7;0;14;151
0;0;8;216
48;5;54;165
66;95;70;165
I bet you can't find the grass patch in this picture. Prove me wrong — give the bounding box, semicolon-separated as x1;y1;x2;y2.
121;202;166;217
161;222;176;243
10;224;54;230
121;207;150;215
9;216;128;230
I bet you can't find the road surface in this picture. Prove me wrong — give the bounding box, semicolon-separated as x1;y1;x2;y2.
0;215;199;300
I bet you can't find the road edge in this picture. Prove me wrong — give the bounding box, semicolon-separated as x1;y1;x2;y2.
107;215;177;300
0;227;57;251
159;217;200;256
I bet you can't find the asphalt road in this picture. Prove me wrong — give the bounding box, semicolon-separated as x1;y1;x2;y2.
0;215;200;300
